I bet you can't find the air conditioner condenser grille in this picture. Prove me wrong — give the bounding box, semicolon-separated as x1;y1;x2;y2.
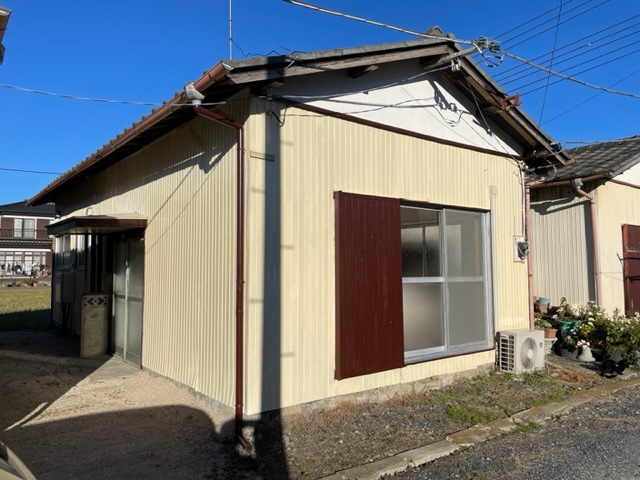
499;334;516;372
498;329;545;374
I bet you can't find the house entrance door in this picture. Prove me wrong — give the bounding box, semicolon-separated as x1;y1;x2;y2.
112;237;144;366
622;224;640;317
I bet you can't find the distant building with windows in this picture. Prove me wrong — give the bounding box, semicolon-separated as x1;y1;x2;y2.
0;200;55;278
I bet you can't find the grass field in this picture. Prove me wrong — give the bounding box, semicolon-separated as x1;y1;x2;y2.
0;287;52;331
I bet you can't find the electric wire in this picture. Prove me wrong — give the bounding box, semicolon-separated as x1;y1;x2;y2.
281;0;476;45
502;0;610;51
490;0;578;39
0;167;61;175
499;0;592;46
509;39;640;94
538;0;565;128
501;29;640;88
543;66;640;124
509;47;640;98
493;15;640;81
0;83;226;107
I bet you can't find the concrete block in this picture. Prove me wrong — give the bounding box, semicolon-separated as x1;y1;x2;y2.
398;439;459;466
337;456;409;480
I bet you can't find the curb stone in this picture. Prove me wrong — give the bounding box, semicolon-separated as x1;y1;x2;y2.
318;374;640;480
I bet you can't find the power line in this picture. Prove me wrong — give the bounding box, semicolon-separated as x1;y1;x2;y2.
502;0;610;51
0;167;61;175
282;0;476;45
538;0;565;127
493;15;640;81
543;66;640;124
491;0;578;39
504;33;640;91
0;83;226;107
503;50;640;99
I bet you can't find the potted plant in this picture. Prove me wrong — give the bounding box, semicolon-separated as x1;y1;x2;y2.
534;317;557;339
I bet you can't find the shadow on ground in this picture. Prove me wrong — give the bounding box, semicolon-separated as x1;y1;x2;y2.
0;330;293;479
0;310;51;331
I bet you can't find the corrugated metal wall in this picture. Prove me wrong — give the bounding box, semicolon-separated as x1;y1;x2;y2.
594;181;640;312
530;184;593;306
57;95;249;410
244;99;529;414
54;91;533;415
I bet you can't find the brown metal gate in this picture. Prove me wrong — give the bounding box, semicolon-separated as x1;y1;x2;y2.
622;224;640;317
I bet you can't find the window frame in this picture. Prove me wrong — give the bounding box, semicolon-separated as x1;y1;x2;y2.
401;205;494;364
335;191;495;380
13;218;36;238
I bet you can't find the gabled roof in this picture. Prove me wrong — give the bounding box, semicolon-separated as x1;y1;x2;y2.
0;200;56;216
29;34;569;205
537;135;640;183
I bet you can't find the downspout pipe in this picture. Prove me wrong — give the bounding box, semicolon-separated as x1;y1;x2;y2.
571;178;602;306
192;105;252;453
524;180;545;330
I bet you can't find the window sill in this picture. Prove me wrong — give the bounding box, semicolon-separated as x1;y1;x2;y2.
404;343;495;365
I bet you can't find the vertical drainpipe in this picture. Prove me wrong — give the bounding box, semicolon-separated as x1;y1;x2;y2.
571;178;602;306
525;180;544;330
489;186;499;334
192;105;252;452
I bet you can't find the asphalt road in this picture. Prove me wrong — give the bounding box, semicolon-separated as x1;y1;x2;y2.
390;384;640;479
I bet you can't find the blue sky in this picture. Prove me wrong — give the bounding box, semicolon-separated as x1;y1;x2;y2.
0;0;638;205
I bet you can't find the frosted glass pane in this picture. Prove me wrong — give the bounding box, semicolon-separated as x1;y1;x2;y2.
128;240;144;298
113;242;127;295
401;207;441;277
113;296;126;353
403;283;444;351
448;281;487;347
127;300;143;360
424;226;440;277
401;227;423;277
446;211;483;278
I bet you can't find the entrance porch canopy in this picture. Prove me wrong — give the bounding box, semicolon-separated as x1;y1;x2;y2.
47;214;147;236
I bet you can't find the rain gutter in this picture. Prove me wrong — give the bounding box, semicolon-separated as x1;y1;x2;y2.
192;105;251;453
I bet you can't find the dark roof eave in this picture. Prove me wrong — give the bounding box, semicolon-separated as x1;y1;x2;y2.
29;36;568;204
28;61;234;206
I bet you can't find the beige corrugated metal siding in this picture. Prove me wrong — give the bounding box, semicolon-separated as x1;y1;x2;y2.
57;95;249;410
593;181;640;312
244;99;530;414
530;184;594;306
54;90;533;415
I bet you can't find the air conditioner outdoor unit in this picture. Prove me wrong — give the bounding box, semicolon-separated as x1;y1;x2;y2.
498;329;545;374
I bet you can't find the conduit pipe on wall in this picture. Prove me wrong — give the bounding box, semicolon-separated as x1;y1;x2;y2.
192;105;252;453
571;178;602;306
524;181;543;330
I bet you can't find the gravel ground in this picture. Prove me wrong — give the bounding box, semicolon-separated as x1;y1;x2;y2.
0;330;230;479
390;385;640;480
0;328;624;480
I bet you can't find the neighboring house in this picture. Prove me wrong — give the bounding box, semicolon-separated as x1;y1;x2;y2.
28;33;567;426
529;135;640;316
0;201;55;278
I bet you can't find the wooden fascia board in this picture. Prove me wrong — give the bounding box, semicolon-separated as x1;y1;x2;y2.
226;45;451;84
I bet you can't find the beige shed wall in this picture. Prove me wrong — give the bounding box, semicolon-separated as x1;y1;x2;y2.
594;181;640;313
532;180;640;314
244;100;530;414
55;98;249;410
530;185;594;306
